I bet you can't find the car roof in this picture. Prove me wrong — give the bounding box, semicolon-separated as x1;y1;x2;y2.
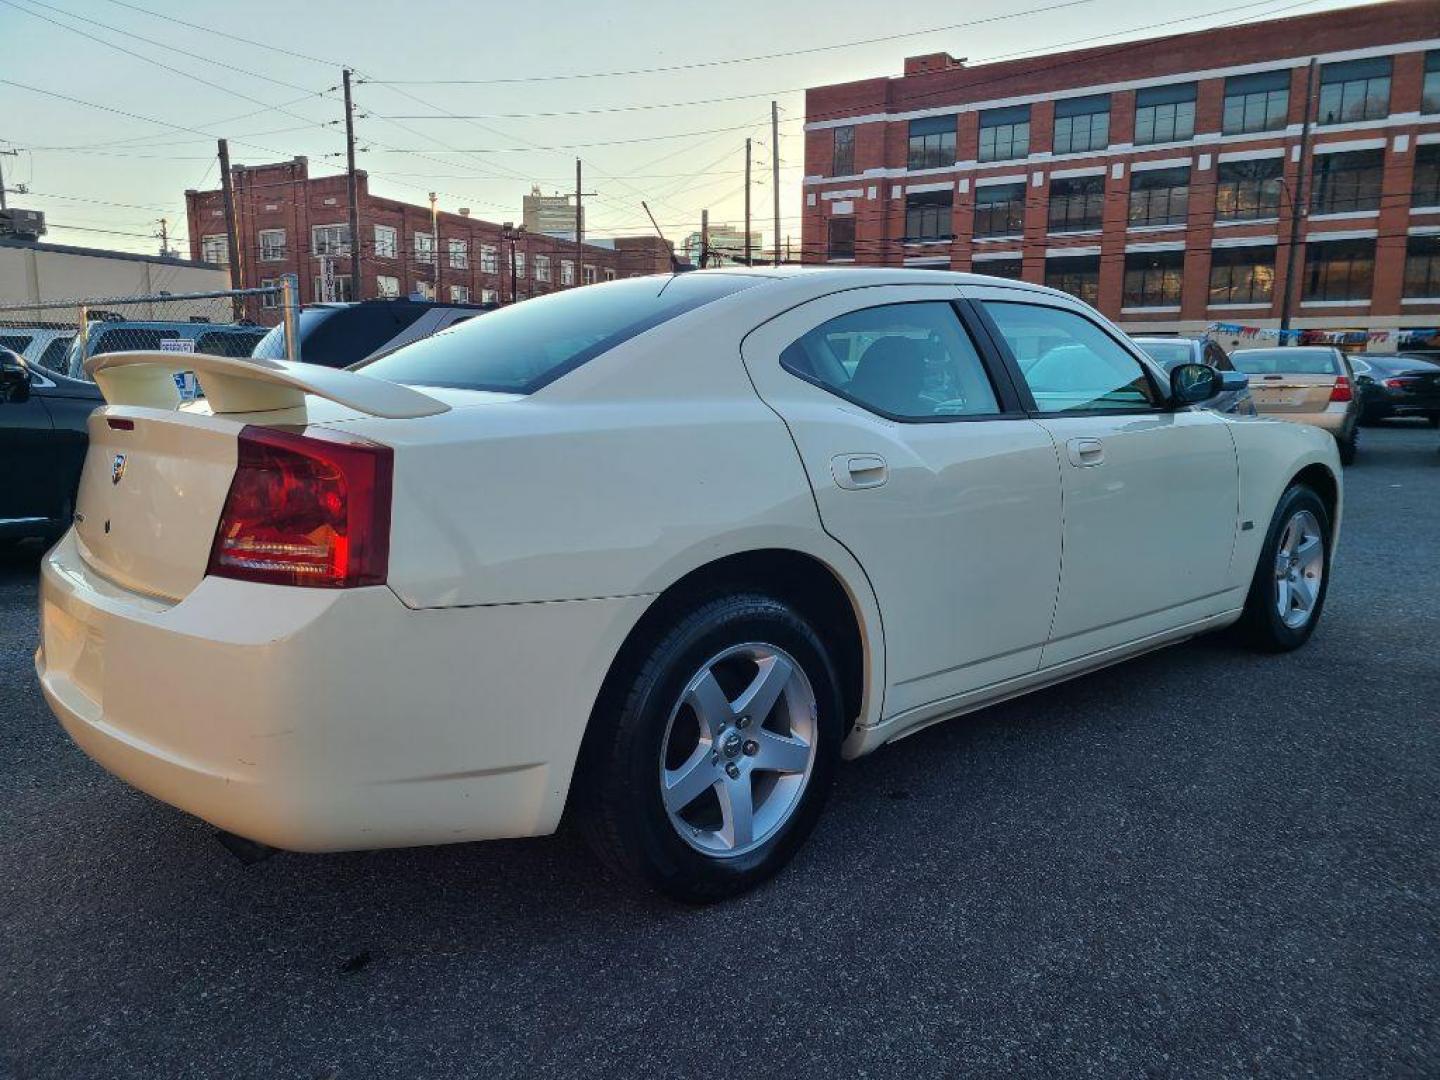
678;265;1068;306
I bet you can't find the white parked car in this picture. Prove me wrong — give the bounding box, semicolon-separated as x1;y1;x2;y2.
35;269;1341;902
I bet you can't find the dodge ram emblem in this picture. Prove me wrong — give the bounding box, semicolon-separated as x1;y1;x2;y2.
111;453;127;486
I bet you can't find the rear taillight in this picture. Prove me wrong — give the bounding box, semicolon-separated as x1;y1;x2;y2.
1383;377;1410;389
1329;375;1352;403
207;425;392;588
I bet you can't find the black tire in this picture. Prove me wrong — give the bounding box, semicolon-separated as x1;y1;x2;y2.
1337;428;1358;466
576;593;843;904
1428;413;1440;428
1235;483;1332;653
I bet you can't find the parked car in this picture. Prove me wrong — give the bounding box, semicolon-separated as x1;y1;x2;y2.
62;320;267;381
250;299;494;369
1228;346;1360;464
0;324;77;374
36;269;1341;901
0;348;102;542
1130;336;1255;415
1350;353;1440;425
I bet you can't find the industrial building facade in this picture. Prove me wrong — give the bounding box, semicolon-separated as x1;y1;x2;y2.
801;0;1440;344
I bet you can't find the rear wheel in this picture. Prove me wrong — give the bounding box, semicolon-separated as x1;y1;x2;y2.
576;593;843;903
1235;484;1331;652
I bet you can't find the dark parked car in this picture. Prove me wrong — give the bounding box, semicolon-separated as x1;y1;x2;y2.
0;348;102;543
1350;354;1440;425
251;299;494;369
1130;336;1256;416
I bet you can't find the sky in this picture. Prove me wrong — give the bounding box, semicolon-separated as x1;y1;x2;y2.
0;0;1364;259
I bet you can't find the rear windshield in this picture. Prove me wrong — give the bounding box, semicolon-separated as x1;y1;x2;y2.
357;275;761;393
1230;348;1342;376
1133;340;1194;369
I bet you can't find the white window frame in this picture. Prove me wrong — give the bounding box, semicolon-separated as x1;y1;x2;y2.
201;234;229;265
258;229;286;262
561;260;575;285
450;284;471;303
480;288;499;305
479;244;498;273
312;275;353;303
311;223;351;257
534;254;551;282
514;250;526;278
583;264;598;285
448;237;469;269
374;224;398;260
259;278;279;308
603;267;616;282
376;274;400;299
414;231;435;265
415;280;435;300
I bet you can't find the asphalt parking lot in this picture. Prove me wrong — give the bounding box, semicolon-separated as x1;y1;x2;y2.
2;423;1437;1080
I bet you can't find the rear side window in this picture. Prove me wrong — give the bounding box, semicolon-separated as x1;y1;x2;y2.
0;334;33;353
38;337;72;373
780;302;1000;419
358;275;761;393
1230;348;1342;375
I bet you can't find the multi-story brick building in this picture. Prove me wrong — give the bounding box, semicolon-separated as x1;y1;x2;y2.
802;0;1440;347
185;158;674;324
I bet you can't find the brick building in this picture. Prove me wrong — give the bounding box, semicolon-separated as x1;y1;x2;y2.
801;0;1440;346
185;158;674;324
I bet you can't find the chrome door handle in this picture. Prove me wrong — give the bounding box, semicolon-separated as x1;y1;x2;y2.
1065;437;1105;468
832;453;888;490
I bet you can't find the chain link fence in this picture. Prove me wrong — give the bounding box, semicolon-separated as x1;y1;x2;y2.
0;279;298;395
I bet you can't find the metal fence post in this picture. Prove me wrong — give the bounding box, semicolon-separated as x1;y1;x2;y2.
281;274;299;362
77;305;90;371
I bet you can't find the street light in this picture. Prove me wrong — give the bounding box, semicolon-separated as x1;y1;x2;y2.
501;221;526;305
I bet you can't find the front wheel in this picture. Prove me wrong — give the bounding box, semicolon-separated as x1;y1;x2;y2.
1235;484;1332;652
576;593;843;903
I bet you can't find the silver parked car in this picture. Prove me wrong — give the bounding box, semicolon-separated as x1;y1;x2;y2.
1132;337;1256;416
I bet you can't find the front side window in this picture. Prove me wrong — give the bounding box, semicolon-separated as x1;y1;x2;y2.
984;300;1161;412
360;274;761;393
827;217;856;259
973;183;1025;238
259;228;286;261
907;115;956;171
1424;51;1440;115
1053;94;1109;154
1209;246;1276;305
1223;70;1290;135
374;224;397;259
1402;235;1440;298
1129;166;1190;228
1216;158;1284;220
311;223;350;257
1043;255;1100;306
832;125;855;176
1134;83;1196;145
905;190;952;242
1123;250;1185;308
779;302;1000;420
978;105;1029;163
1413;144;1440;207
1048;175;1105;232
1311;149;1384;215
1303;238;1375;302
1318;57;1391;125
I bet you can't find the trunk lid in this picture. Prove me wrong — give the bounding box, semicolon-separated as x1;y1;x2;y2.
1249;373;1339;413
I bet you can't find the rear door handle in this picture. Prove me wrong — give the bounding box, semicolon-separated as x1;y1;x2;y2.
832;453;888;490
1065;437;1105;468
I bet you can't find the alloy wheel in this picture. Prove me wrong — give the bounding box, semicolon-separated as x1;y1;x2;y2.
1273;509;1325;629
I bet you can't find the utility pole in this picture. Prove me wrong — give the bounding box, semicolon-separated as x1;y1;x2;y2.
0;148;20;212
700;209;709;268
156;217;170;258
217;138;244;320
429;191;441;300
771;100;781;266
1279;57;1317;340
574;158;583;287
744;138;752;266
342;68;362;302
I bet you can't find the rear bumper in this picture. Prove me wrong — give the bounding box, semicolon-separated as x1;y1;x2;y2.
1264;404;1354;438
36;530;649;851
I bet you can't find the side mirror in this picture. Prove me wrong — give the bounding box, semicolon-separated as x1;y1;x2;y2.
1170;362;1220;406
0;348;31;404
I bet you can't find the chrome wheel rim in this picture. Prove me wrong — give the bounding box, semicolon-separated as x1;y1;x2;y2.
1274;509;1325;629
659;643;818;859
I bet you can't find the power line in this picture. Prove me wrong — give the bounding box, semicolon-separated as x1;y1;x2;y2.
371;87;810;121
98;0;347;68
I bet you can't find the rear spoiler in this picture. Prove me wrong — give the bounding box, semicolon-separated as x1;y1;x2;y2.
85;351;450;419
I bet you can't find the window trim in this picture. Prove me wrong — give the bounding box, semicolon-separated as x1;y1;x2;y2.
776;298;1027;425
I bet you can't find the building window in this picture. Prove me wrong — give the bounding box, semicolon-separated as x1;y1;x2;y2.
534;254;551;282
374;224;397;259
1318;57;1391;126
1044;255;1100;306
416;280;435;301
312;275;353;303
1129;166;1190;228
1123;250;1185;307
1311;149;1384;215
1404;235;1440;298
413;231;435;265
1414;144;1440;207
1209;246;1275;305
904;190;952;242
974;182;1026;238
1134;84;1196;145
1303;238;1374;302
832;125;855;176
976;257;1023;280
479;244;498;274
827;217;856;259
376;274;400;298
259;278;279;308
583;264;598;284
513;251;526;278
311;223;350;257
1222;70;1290;135
201;234;229;264
480;288;499;305
603;268;616;281
978;105;1029;163
561;260;575;285
448;238;468;269
450;284;470;303
1048;175;1105;232
1425;51;1440;115
907;115;956;171
258;229;286;261
1215;158;1284;221
1053;94;1109;154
